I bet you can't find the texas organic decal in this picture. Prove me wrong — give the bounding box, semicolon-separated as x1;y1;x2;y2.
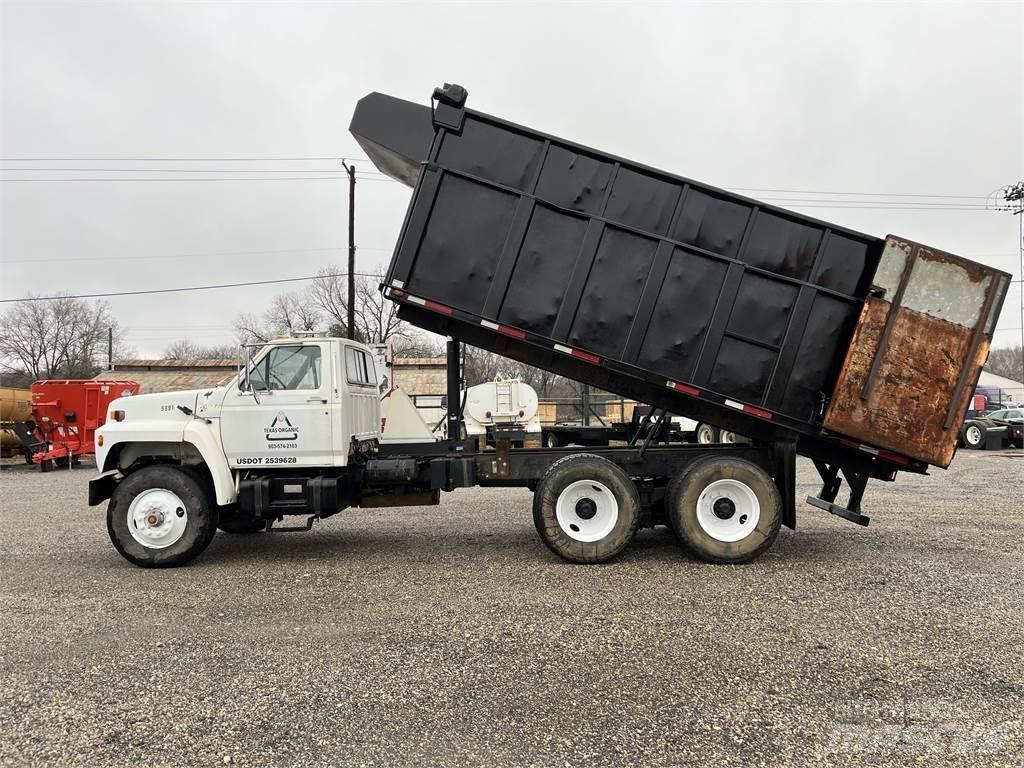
265;411;299;442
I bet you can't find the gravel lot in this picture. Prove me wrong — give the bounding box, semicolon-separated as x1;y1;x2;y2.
1;451;1022;767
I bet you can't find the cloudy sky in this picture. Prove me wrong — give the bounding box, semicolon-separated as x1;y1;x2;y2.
1;1;1021;358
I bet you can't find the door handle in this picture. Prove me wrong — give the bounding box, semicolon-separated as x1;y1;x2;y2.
307;396;328;404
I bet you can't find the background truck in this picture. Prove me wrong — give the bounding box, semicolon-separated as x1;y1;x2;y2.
90;83;1009;569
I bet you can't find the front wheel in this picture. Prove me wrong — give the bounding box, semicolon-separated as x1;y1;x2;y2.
667;456;781;564
533;454;639;564
107;465;219;567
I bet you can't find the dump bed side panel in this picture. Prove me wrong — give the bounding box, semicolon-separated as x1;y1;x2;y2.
385;108;883;435
824;238;1009;467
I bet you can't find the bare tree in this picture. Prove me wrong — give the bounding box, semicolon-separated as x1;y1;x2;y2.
392;332;444;359
163;339;241;360
985;345;1023;382
309;268;407;343
234;290;322;344
0;295;126;382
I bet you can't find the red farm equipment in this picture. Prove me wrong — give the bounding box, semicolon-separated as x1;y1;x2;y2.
18;380;139;471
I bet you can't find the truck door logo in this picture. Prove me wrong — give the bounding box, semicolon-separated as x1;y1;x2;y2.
265;412;299;442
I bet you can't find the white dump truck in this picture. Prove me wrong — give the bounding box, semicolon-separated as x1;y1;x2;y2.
88;83;1009;569
90;335;820;568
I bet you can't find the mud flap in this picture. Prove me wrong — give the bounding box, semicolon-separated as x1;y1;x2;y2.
88;470;120;506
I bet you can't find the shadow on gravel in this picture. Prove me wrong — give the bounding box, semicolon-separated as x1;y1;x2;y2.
196;522;827;569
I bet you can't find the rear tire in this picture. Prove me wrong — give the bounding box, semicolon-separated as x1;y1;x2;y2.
533;453;639;564
545;431;562;448
962;422;985;449
107;465;219;567
667;456;781;564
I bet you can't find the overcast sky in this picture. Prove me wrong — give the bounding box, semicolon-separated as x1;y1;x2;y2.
1;1;1021;358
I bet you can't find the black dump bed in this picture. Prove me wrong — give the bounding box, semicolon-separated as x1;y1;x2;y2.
351;87;1009;472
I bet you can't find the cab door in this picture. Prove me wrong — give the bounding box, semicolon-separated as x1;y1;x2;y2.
220;342;335;468
340;344;382;445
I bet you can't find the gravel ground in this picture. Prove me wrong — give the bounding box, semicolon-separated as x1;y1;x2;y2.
1;451;1022;767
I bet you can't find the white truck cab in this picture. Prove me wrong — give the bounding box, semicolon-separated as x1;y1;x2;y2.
217;337;380;468
92;337;388;565
98;337;381;480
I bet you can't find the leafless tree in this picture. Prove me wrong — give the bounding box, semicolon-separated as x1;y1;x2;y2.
163;339;241;360
233;290;322;344
392;332;444;359
985;345;1023;382
309;267;406;344
0;295;127;383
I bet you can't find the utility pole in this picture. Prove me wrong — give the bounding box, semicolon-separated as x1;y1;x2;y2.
1000;181;1024;377
342;160;357;340
108;327;113;371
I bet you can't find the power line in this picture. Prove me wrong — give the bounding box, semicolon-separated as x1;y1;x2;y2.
0;271;382;303
1;244;394;265
0;167;390;176
728;186;988;200
0;156;365;162
0;175;394;183
761;198;989;208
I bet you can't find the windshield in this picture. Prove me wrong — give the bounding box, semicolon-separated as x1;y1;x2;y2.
248;345;322;391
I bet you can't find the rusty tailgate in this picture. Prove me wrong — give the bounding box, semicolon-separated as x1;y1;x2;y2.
824;236;1010;467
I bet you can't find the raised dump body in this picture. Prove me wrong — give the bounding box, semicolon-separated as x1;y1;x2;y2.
351;85;1010;470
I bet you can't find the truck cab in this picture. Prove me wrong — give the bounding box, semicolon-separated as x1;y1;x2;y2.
216;337;380;468
97;337;382;480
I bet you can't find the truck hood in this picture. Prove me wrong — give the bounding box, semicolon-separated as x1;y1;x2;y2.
106;388;213;423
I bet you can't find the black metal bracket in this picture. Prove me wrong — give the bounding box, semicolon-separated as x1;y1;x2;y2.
431;83;468;133
807;460;870;526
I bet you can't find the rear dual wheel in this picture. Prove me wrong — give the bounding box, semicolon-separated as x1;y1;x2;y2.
667;456;781;564
533;454;639;564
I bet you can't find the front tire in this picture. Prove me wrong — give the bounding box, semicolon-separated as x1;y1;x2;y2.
533;453;639;564
107;465;219;567
667;456;781;564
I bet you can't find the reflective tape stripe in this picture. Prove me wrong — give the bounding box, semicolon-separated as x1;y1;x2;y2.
840;437;910;464
666;380;700;397
742;404;773;420
424;300;453;315
878;450;910;465
570;349;600;364
480;319;526;340
552;344;599;363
